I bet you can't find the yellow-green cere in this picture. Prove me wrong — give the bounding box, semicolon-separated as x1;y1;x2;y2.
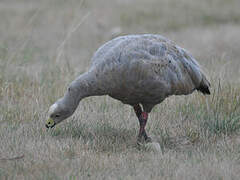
46;118;55;127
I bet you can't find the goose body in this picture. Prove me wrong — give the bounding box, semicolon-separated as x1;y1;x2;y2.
87;34;209;111
46;34;210;143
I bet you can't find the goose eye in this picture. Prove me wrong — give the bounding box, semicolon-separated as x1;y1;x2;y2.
55;114;60;118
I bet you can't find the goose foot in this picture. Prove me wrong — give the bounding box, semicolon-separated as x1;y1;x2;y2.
137;136;152;145
137;131;152;145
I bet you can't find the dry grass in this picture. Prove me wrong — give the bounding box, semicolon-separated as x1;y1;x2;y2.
0;0;240;179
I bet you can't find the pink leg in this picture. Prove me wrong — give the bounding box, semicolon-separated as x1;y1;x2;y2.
133;105;151;143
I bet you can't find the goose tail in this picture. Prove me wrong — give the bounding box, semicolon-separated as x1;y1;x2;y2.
196;74;211;95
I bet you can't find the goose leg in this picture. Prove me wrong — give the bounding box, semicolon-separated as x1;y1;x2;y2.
133;104;152;143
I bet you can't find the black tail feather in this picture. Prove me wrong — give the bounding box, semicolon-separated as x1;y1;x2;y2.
197;85;210;95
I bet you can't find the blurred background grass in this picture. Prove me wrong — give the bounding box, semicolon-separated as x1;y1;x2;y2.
0;0;240;179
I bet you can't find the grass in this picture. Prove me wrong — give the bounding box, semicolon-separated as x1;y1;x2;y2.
0;0;240;179
119;0;240;32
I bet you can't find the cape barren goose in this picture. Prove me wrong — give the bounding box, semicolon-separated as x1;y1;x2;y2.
46;34;210;143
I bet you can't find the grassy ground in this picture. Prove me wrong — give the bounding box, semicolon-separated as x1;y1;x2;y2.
1;0;240;179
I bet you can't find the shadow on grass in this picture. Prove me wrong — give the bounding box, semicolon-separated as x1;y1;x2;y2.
49;121;138;152
48;121;198;153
